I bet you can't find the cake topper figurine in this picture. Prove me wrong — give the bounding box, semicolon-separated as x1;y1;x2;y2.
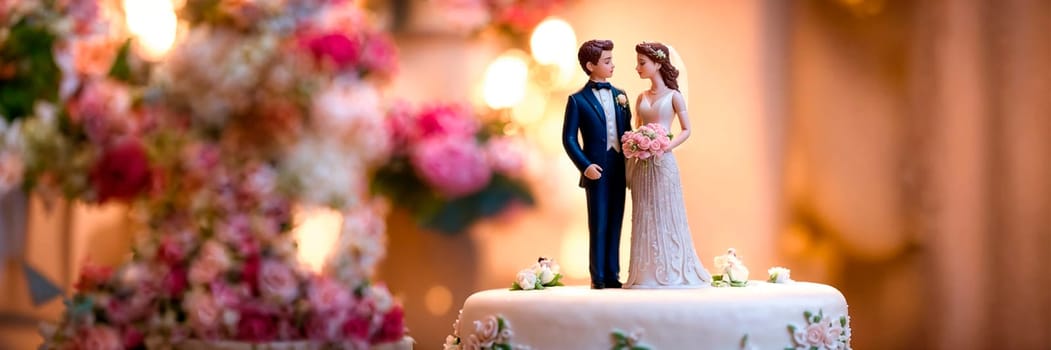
562;39;631;289
621;41;712;288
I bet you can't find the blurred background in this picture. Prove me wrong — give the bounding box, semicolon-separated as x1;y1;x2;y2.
2;0;1048;349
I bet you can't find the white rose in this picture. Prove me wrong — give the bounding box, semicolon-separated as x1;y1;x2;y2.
727;263;749;282
516;269;537;290
443;335;461;350
768;267;793;283
538;267;556;285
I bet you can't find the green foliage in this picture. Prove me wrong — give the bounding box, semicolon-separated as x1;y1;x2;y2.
0;18;60;121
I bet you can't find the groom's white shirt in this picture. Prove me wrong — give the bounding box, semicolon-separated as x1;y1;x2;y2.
592;88;620;152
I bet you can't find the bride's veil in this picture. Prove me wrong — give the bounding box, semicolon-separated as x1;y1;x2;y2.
666;44;688;108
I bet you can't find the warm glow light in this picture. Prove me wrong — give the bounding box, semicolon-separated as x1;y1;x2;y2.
123;0;177;60
510;83;547;125
530;17;576;66
424;285;453;316
293;207;343;271
483;50;530;109
559;221;590;279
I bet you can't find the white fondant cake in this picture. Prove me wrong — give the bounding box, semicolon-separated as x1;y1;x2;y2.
446;283;850;350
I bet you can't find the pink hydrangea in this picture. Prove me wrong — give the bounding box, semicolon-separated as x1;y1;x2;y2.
411;136;492;198
485;137;525;177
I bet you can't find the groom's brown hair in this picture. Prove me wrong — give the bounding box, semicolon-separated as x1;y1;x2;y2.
577;39;614;75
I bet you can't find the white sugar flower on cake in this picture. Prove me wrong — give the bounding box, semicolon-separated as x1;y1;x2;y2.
712;248;749;287
767;266;794;283
511;257;564;290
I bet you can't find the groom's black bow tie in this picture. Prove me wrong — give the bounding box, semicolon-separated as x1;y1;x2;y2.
588;81;612;90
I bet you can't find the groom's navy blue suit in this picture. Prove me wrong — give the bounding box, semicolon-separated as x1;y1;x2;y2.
562;81;631;288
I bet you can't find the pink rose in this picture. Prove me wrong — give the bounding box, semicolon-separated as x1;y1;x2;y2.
484;137;525;177
473;316;499;348
805;322;828;346
183;290;221;337
303;32;361;70
90;139;152;203
67;79;132;146
188;240;232;285
826;320;844;348
411;136;492;198
259;259;300;303
372;306;405;344
74;261;112;292
360;31;398;79
210;282;249;308
637;137;652;151
309;277;353;313
157;233;188;266
415;104;479;139
306;311;347;341
74;325;121;350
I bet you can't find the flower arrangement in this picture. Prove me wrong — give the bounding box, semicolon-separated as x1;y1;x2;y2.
621;123;672;161
768;266;793;284
373;103;534;233
443;314;520;350
787;310;852;350
427;0;572;37
711;248;749;287
510;257;563;290
9;0;409;348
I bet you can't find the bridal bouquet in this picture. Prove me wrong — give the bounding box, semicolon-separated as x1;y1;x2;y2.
621;123;672;161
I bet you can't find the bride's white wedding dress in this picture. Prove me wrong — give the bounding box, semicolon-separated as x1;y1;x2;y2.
623;91;711;289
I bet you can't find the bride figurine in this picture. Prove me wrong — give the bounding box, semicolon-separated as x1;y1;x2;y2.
623;41;712;289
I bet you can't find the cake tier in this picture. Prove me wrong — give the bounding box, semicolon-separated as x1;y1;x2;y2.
454;282;850;349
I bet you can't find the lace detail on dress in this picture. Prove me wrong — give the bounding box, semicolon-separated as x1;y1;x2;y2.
623;91;711;289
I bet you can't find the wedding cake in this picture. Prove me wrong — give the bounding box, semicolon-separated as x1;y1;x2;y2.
443;256;851;350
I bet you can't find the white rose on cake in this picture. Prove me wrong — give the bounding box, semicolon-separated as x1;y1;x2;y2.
515;268;538;290
712;248;749;287
767;266;793;283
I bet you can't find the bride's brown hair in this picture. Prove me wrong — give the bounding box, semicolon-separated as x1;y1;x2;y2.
635;42;679;91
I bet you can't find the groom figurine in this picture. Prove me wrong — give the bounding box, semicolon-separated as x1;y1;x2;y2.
562;39;631;289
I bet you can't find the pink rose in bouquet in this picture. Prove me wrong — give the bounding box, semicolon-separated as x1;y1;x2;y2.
303;32;362;70
621;123;673;160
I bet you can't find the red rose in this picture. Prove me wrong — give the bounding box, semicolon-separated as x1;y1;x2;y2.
243;254;262;294
74;262;113;292
371;306;405;344
341;314;370;341
163;265;188;297
236;306;277;342
90;140;152;203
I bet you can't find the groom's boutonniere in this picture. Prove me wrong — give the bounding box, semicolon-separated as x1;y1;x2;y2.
616;93;628;108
